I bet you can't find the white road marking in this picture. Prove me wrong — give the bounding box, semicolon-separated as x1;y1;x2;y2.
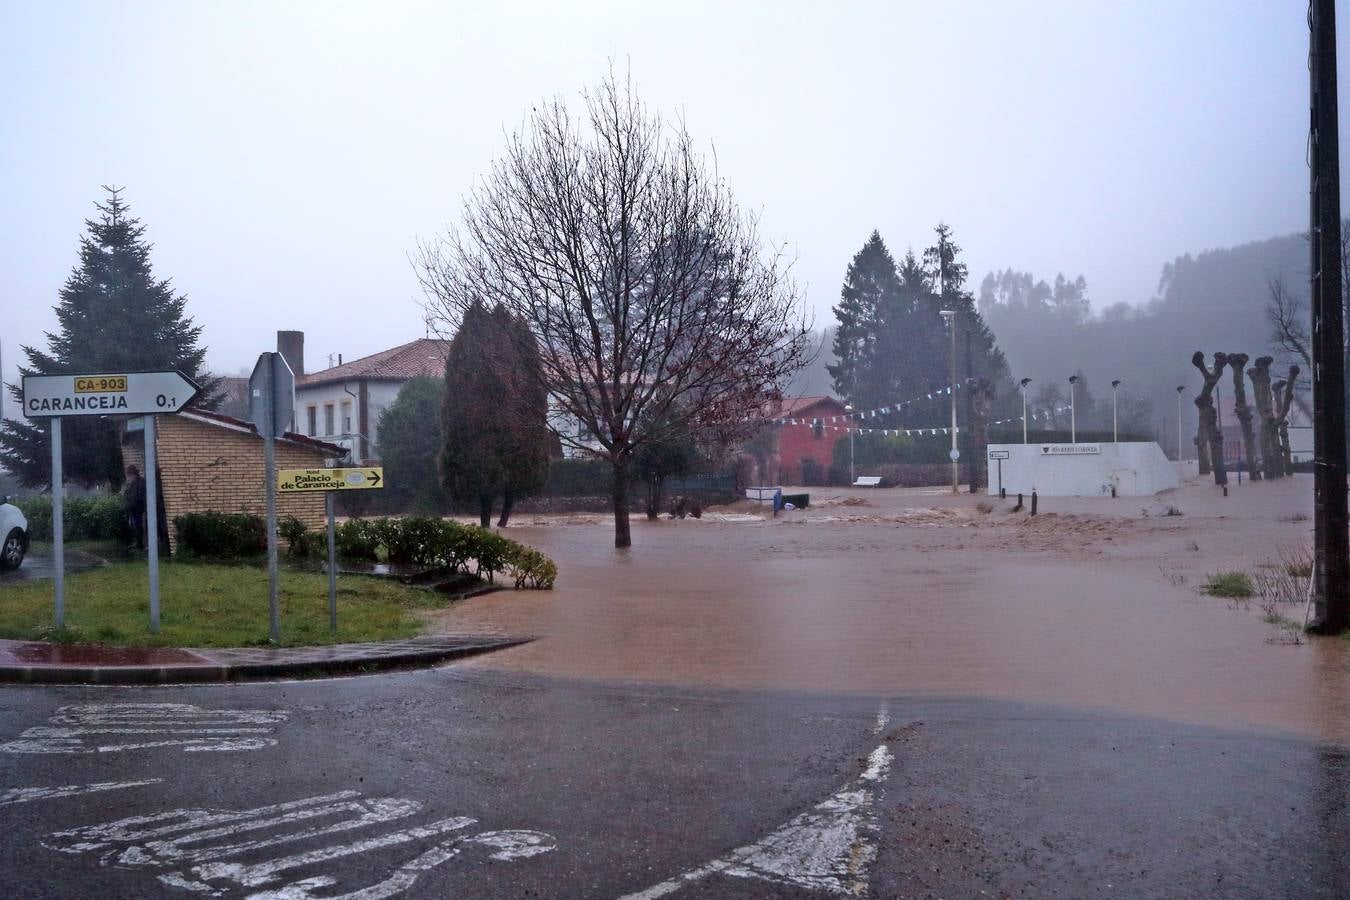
872;701;890;735
0;703;287;755
46;791;556;899
0;779;163;807
619;743;894;899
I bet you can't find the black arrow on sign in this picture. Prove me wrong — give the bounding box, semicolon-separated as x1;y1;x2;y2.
367;471;381;487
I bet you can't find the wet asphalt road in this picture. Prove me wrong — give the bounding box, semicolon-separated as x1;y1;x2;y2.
0;666;1347;899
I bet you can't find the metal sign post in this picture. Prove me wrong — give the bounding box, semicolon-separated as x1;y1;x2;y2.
22;370;199;633
145;415;160;632
276;466;387;636
51;418;64;629
326;492;337;633
250;352;295;644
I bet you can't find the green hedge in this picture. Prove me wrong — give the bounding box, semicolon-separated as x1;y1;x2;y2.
546;458;613;496
177;512;556;589
15;494;130;543
174;512;267;558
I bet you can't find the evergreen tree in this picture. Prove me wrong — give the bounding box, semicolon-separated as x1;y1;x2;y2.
1;188;214;488
377;377;450;513
439;302;551;527
828;232;901;403
922;222;1010;390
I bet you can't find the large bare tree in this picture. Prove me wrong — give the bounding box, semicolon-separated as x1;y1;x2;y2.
417;73;810;547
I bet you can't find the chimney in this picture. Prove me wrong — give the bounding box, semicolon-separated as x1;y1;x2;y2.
277;330;304;376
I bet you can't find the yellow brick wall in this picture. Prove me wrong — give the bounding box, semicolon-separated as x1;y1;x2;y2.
124;416;331;551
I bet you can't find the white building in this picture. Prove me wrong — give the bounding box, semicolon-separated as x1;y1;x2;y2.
277;330;450;464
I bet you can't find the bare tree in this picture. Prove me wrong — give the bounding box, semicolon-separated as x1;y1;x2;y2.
1191;352;1227;485
417;72;810;547
1249;356;1282;479
1273;367;1300;477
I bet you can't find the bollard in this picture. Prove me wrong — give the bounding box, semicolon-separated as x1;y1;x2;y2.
1031;490;1038;516
1000;487;1006;500
1111;485;1117;498
1223;486;1228;497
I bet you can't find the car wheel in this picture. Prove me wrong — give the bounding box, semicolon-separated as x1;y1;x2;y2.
0;529;24;571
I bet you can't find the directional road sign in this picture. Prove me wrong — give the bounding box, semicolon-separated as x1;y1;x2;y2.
278;467;384;493
988;449;1011;460
21;371;200;417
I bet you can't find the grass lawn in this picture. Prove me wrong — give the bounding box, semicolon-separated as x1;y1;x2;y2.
0;561;445;648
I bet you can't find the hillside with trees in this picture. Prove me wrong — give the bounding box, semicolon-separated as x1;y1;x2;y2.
978;230;1310;448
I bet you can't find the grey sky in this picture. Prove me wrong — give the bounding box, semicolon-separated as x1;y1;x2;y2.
0;1;1328;395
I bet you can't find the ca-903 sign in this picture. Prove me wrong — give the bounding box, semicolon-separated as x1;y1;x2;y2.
74;375;128;393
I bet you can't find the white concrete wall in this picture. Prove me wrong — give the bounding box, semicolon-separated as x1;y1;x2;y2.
985;442;1178;497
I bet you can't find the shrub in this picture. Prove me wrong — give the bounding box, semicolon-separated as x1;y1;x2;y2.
1203;571;1254;598
278;516;326;558
328;515;556;589
335;519;381;561
174;512;267;558
14;493;129;542
506;545;557;589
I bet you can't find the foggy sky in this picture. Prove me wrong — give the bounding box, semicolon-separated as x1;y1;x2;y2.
0;1;1331;402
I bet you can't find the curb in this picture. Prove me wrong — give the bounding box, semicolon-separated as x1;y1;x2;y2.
0;637;533;685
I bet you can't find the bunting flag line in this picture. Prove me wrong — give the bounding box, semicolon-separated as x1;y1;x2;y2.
768;380;974;428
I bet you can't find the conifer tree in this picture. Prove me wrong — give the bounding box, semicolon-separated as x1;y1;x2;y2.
0;187;214;488
439;302;551;526
828;231;901;403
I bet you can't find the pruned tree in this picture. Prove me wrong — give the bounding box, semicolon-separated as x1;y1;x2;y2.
968;378;996;491
1191;351;1227;485
417;72;810;547
1249;356;1283;479
1273;366;1300;477
1225;353;1261;480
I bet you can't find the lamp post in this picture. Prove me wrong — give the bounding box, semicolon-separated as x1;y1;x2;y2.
1068;375;1079;443
1111;379;1121;444
940;308;958;493
1019;377;1032;444
1175;385;1186;461
844;402;855;485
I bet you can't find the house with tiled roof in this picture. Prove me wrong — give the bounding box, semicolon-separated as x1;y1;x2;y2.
276;330;450;463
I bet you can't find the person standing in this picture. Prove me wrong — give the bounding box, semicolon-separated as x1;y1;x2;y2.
123;465;146;550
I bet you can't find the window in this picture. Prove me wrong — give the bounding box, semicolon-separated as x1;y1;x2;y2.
341;400;352;435
306;406;317;437
324;403;335;436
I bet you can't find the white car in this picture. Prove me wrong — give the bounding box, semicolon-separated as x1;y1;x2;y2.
0;498;28;571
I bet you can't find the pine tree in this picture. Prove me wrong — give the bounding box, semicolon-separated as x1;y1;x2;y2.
828;232;906;405
0;187;214;488
377;377;450;513
922;223;1010;388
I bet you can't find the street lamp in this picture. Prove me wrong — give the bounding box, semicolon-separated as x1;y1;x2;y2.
1019;377;1032;444
940;309;958;493
844;402;855;485
1068;374;1079;443
1175;385;1186;461
1111;379;1122;444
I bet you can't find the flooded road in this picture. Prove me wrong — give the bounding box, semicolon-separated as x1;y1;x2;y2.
434;476;1350;743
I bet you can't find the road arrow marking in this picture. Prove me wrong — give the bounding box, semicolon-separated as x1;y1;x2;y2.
619;742;894;898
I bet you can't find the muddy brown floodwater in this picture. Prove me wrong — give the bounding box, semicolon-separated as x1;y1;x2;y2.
430;475;1350;743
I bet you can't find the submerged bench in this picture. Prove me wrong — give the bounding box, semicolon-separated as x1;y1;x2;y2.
853;476;882;487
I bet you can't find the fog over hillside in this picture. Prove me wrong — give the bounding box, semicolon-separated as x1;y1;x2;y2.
979;229;1309;445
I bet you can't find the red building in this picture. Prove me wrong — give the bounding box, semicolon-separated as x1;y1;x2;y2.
775;395;849;485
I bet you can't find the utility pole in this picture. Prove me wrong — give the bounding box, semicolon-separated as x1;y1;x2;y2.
1308;0;1349;634
941;309;958;493
1020;378;1032;444
965;327;975;492
1111;379;1121;443
1068;375;1078;443
1176;386;1186;461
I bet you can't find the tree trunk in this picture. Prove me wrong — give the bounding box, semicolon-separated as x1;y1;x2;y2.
1202;405;1227;485
645;476;660;520
1196;425;1211;475
612;458;632;548
497;490;514;528
1228;354;1262;480
1249;357;1282;479
479;494;493;528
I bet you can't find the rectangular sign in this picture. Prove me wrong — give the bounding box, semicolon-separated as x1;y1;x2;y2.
22;371;200;417
988;450;1011;460
1039;443;1102;456
278;467;384;493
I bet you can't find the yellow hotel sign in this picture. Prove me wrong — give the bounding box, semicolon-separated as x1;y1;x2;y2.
278;467;384;493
